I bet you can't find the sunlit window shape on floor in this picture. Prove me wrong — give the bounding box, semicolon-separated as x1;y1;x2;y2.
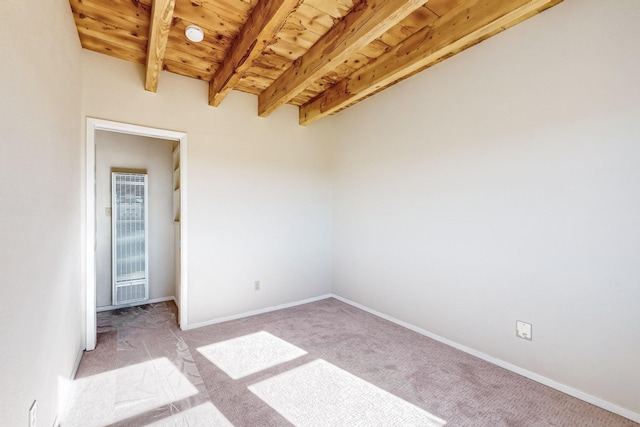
249;359;447;427
197;331;307;379
147;402;234;426
63;357;199;427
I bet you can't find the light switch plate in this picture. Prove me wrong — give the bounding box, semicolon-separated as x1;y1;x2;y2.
516;320;532;340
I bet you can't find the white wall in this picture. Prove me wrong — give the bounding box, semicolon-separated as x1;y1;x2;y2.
2;1;633;424
0;0;84;426
95;131;175;307
82;51;334;324
330;0;640;416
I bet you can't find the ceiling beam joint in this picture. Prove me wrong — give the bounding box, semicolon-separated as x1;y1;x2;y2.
257;0;426;118
209;0;303;107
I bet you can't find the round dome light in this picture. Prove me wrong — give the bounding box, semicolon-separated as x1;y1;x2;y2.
185;25;204;43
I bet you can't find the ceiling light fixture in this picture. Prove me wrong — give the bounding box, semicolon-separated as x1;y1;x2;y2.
185;25;204;43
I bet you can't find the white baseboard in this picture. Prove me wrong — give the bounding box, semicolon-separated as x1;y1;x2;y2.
330;294;640;424
184;294;333;331
97;296;175;312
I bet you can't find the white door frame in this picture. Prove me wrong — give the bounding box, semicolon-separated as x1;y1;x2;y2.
85;118;189;350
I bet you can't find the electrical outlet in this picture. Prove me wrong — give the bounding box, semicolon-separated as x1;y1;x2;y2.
29;400;37;427
516;320;532;341
254;281;260;291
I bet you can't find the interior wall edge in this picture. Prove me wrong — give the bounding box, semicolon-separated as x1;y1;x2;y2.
52;348;84;427
330;294;640;424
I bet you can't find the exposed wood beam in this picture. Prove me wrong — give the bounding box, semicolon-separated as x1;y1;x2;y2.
258;0;426;118
300;0;563;125
145;0;176;92
209;0;302;107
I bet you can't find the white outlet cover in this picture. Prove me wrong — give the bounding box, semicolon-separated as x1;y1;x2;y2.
516;321;532;341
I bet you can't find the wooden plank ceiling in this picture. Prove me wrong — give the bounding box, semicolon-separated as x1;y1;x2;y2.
70;0;563;125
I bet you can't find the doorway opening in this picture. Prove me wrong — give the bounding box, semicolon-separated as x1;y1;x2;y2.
85;118;188;351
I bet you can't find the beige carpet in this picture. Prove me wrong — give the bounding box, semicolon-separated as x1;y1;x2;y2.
64;300;639;426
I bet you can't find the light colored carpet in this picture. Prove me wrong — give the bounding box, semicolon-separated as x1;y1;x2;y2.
147;402;234;426
197;330;307;379
64;357;198;426
249;359;447;427
68;301;638;426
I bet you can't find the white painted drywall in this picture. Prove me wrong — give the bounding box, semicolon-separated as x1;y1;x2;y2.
0;0;84;426
95;131;175;307
330;0;640;415
82;51;334;324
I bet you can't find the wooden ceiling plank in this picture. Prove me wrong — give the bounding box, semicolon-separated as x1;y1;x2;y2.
305;0;358;19
300;0;562;125
172;3;245;39
75;20;148;52
145;0;176;92
164;46;217;72
235;78;268;95
209;0;303;107
251;52;293;72
163;58;214;81
198;0;256;27
166;35;226;65
78;32;147;65
290;4;335;36
267;37;309;60
257;0;426;118
70;0;151;26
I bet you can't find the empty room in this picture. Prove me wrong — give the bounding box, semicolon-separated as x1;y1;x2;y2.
1;0;638;425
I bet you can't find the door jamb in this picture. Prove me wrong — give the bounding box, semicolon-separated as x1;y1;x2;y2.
85;118;188;350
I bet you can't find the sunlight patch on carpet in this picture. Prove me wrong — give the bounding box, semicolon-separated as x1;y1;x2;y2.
148;402;234;426
63;358;199;426
249;359;447;427
197;331;307;379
